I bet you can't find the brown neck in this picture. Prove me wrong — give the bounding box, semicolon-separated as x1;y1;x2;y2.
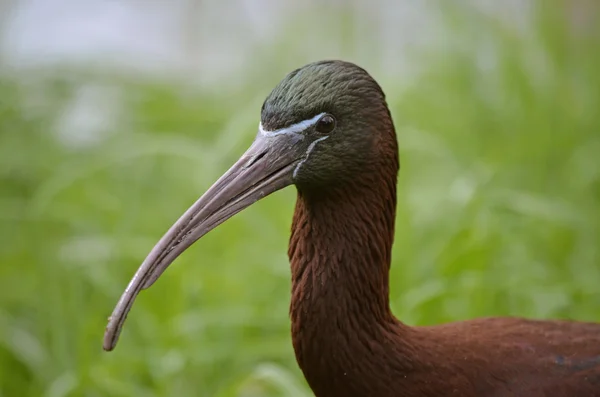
289;184;396;324
287;155;421;395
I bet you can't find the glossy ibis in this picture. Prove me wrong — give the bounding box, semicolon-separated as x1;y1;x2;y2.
104;60;600;396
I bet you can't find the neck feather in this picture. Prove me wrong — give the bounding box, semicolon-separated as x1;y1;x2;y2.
287;149;423;395
289;183;396;323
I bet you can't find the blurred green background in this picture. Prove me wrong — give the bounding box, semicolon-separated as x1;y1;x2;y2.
1;1;599;396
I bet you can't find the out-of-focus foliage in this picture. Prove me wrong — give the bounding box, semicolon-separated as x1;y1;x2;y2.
0;2;598;396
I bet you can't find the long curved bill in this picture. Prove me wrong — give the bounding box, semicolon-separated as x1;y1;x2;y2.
103;130;304;351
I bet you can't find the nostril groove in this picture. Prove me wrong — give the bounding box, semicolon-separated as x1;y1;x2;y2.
245;150;268;168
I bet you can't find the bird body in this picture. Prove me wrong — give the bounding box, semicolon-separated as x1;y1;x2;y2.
288;156;600;396
104;60;600;396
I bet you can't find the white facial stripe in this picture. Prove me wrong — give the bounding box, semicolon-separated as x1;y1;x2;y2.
293;135;330;179
259;112;326;136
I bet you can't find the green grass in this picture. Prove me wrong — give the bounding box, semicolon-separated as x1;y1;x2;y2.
1;2;599;396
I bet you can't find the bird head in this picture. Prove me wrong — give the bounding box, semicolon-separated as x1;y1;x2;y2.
260;60;394;190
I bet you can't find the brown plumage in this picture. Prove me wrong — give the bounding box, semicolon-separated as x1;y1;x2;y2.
103;60;600;396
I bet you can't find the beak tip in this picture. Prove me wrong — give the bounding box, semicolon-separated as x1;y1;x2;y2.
102;333;117;352
103;317;119;351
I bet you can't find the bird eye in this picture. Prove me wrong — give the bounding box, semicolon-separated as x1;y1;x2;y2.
315;114;336;134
